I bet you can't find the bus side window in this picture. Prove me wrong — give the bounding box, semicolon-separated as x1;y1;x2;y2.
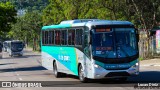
55;30;61;45
48;31;52;45
52;30;55;45
68;30;75;45
61;30;67;45
42;31;45;45
45;31;49;45
75;29;83;47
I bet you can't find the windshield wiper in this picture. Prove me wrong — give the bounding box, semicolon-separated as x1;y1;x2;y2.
118;46;129;57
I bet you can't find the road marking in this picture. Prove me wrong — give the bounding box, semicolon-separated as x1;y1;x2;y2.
19;78;22;80
36;59;41;65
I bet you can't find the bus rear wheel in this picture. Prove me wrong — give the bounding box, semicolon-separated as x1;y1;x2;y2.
78;65;88;83
53;62;61;78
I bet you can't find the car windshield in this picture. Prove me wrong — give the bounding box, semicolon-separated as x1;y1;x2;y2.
92;28;138;58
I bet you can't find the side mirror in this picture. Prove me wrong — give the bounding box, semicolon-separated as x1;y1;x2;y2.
135;28;139;42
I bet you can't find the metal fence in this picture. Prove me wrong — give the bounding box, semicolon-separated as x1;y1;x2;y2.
138;31;157;59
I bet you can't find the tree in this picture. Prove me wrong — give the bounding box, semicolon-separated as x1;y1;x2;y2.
42;0;132;25
0;2;17;38
42;0;160;30
42;0;65;25
24;11;42;51
9;11;42;51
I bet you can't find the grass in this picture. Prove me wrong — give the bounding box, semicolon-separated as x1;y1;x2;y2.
139;57;144;61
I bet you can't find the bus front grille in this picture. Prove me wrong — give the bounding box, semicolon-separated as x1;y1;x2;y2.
105;67;130;70
105;72;130;77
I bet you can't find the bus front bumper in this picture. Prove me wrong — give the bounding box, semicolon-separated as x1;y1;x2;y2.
11;51;23;56
92;64;139;79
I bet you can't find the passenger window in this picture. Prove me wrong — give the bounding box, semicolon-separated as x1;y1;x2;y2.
55;30;61;45
68;30;75;45
75;29;83;46
61;30;67;45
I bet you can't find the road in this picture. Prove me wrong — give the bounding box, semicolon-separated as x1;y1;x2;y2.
0;49;160;90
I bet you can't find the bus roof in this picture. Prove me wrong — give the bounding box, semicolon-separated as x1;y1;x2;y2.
42;19;133;30
60;19;99;24
4;40;23;43
42;24;71;30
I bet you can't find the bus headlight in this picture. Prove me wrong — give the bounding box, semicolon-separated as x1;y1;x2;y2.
94;64;101;68
130;62;139;75
131;63;139;68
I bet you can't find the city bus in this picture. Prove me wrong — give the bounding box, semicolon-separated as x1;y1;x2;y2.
3;40;10;52
41;19;139;82
7;40;24;57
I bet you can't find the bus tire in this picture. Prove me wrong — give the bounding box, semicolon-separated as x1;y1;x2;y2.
53;62;61;78
78;65;88;83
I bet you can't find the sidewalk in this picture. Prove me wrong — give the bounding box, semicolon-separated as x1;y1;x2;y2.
140;58;160;66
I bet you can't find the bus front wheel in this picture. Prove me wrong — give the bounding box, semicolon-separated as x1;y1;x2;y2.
78;65;88;83
53;62;61;78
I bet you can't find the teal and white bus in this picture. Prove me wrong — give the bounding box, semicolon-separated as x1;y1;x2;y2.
41;19;139;82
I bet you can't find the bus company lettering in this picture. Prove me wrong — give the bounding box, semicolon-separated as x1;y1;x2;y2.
106;64;130;69
58;55;70;61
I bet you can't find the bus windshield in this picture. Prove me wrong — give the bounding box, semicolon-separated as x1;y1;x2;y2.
11;42;24;51
92;28;137;58
3;42;7;48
